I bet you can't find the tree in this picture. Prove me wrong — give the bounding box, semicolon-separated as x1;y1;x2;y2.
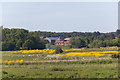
118;34;120;47
16;39;23;50
70;37;86;48
97;41;106;47
2;28;118;50
2;28;47;50
2;41;16;51
22;39;34;50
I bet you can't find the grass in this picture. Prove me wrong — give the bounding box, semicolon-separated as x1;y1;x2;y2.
1;51;99;61
2;60;118;78
1;47;119;78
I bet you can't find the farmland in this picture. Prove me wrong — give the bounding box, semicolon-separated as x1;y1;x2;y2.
1;46;119;78
1;3;120;79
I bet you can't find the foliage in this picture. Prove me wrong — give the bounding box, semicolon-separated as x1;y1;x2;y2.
31;30;116;39
55;46;63;54
2;41;16;51
118;34;120;47
111;54;119;58
22;39;34;50
69;37;86;48
1;28;119;50
69;36;118;48
2;28;47;51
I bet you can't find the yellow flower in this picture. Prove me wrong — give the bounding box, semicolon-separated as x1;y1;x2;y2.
7;61;12;64
4;60;8;63
16;60;19;63
19;60;23;63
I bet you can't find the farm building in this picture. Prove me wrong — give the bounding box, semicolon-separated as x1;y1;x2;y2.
55;40;70;46
44;37;59;44
44;36;71;46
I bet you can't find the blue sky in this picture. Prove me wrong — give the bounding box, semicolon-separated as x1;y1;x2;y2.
0;3;2;26
2;2;118;32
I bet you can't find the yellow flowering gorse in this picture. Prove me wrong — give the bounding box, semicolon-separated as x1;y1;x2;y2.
3;60;24;64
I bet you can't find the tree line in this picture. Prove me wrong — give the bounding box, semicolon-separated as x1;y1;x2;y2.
1;27;119;51
69;37;118;48
31;31;116;39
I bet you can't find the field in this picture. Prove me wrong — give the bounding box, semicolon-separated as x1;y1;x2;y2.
1;46;119;79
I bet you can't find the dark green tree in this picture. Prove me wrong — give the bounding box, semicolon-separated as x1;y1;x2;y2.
2;41;16;51
70;37;86;48
16;39;23;50
22;39;34;50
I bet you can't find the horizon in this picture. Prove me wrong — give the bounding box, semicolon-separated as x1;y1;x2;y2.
3;27;117;33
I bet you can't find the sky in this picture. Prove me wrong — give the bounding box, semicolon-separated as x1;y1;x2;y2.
0;3;2;26
1;2;118;32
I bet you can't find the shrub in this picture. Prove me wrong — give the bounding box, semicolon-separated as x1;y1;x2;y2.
2;71;8;74
8;74;15;78
111;54;119;58
55;46;63;54
51;68;65;71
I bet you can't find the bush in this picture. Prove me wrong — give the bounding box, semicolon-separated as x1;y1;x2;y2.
111;54;119;58
2;71;8;74
55;46;63;54
51;68;65;71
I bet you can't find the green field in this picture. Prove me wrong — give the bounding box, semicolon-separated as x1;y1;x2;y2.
1;47;119;79
2;60;118;78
